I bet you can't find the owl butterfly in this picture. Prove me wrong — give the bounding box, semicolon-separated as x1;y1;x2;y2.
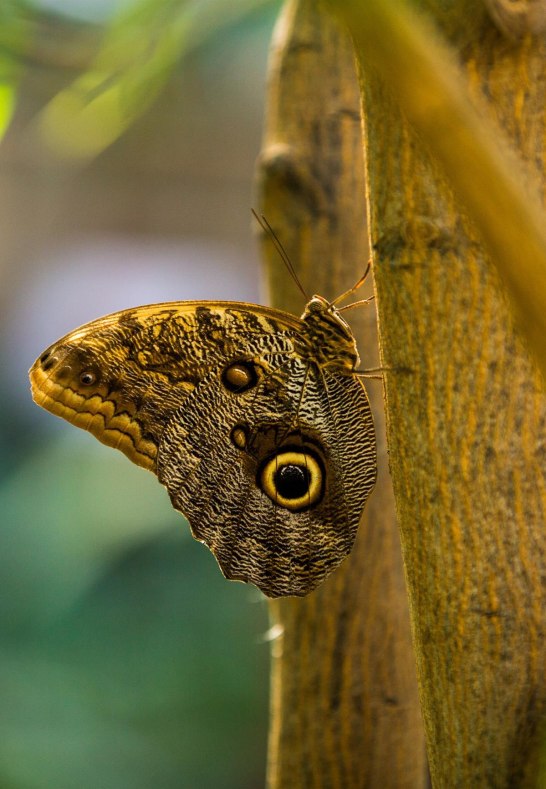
29;265;376;597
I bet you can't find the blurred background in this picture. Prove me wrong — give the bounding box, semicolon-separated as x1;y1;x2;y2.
0;1;280;786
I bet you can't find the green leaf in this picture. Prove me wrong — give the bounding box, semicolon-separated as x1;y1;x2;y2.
0;82;16;138
0;0;34;143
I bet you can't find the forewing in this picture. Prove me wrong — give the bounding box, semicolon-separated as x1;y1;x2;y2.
29;301;301;471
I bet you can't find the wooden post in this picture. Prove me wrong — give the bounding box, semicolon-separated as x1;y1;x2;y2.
331;0;546;783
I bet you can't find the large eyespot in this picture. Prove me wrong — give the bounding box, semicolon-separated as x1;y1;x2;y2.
258;446;325;512
221;360;259;394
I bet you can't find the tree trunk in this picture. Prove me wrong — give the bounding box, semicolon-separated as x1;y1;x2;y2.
331;0;546;785
255;1;427;786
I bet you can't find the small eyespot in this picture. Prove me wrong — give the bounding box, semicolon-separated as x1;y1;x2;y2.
221;361;259;393
79;370;97;386
41;355;58;371
258;447;325;512
230;424;249;450
56;365;72;380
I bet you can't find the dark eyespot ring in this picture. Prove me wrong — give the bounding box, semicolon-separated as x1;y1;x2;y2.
257;445;325;512
221;360;259;394
79;370;98;386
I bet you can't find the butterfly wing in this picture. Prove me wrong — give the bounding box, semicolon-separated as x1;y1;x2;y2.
29;301;376;597
157;357;375;597
30;302;296;471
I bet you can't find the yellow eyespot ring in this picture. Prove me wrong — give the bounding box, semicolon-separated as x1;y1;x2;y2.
258;447;325;512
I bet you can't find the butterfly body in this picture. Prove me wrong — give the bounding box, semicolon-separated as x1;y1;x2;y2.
30;297;376;597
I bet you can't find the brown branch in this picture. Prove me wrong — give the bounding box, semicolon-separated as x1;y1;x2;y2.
255;1;426;785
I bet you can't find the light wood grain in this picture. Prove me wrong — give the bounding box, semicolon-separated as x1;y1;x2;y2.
331;0;546;784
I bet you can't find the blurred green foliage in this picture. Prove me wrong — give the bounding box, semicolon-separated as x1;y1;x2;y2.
0;1;29;141
39;0;198;156
1;431;269;788
0;0;277;156
1;0;275;786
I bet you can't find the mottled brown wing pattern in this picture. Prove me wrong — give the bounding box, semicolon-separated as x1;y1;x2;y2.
157;357;375;596
29;300;376;597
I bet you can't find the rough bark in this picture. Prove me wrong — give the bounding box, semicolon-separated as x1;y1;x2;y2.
331;0;546;785
255;1;426;786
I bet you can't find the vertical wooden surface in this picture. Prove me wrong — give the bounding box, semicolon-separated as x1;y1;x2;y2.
255;1;426;786
338;0;546;784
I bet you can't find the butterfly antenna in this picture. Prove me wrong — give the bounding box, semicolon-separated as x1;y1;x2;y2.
251;209;309;300
338;294;375;312
330;260;372;307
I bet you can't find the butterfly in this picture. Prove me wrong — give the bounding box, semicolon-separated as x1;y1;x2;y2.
29;269;377;597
